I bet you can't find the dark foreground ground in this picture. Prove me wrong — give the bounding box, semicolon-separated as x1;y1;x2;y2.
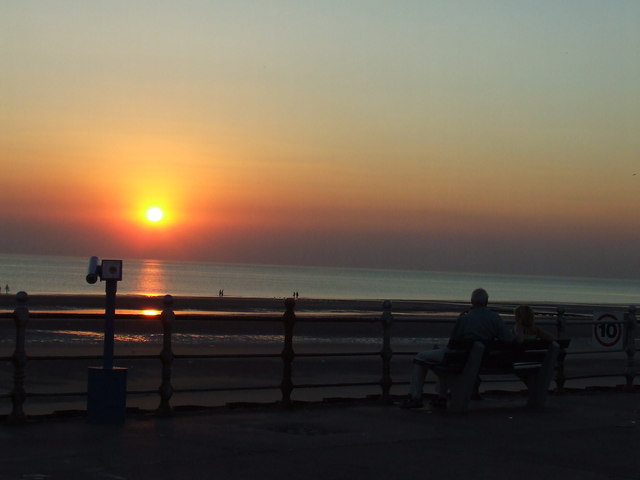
1;389;639;480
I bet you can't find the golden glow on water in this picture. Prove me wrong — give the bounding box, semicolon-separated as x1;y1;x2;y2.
134;260;167;296
50;330;104;339
142;309;160;316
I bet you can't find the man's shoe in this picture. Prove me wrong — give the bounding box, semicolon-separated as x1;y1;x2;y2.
399;396;424;409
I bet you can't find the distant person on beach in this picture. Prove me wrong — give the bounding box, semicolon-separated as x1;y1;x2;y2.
401;287;513;409
4;284;8;295
513;305;554;342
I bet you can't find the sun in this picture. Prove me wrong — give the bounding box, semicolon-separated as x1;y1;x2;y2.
145;207;164;223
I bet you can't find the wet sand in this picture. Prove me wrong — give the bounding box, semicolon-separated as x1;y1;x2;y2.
0;292;603;343
1;292;611;314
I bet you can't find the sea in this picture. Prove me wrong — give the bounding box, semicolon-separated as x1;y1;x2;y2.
1;253;639;305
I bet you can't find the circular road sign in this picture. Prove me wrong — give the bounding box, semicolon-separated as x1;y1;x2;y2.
593;312;622;348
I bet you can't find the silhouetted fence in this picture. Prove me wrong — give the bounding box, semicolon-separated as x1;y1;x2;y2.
1;292;638;423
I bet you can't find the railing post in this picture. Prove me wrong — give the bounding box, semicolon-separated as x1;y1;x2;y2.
9;291;29;424
156;295;175;416
555;306;567;393
280;298;296;407
380;300;393;404
624;305;637;392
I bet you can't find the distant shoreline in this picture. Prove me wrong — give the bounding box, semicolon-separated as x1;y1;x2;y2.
0;294;399;313
3;253;640;305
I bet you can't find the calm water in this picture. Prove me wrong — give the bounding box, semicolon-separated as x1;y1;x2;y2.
1;253;639;305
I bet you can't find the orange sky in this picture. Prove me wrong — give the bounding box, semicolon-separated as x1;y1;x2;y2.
2;2;639;277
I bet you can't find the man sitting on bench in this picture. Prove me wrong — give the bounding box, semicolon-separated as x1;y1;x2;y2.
400;287;513;409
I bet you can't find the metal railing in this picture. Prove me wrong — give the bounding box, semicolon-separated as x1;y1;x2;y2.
1;292;638;423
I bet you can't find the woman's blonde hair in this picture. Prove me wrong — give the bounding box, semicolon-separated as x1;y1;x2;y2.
514;305;535;329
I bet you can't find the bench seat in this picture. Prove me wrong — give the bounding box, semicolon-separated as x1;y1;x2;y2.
432;339;569;412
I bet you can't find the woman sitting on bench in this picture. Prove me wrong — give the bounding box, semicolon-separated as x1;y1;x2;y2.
513;305;555;343
468;305;554;401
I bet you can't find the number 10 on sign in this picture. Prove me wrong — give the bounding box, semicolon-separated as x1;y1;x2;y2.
592;312;623;349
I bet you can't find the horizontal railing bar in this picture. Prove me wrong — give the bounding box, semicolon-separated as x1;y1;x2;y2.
294;352;380;358
19;352;389;361
26;391;86;398
173;385;279;393
567;350;628;355
27;355;103;361
563;373;628;381
17;346;639;363
2;315;637;327
294;381;380;389
11;373;635;402
174;353;281;360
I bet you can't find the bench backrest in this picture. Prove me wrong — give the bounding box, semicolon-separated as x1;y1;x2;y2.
443;338;570;370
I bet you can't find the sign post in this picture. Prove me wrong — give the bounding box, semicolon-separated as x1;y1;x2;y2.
592;312;623;350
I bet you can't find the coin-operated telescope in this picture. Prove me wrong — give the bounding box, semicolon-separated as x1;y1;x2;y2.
85;256;126;424
86;256;122;285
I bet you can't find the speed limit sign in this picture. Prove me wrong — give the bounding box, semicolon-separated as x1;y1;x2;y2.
592;312;623;349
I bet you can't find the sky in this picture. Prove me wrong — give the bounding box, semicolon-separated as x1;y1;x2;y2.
2;1;639;278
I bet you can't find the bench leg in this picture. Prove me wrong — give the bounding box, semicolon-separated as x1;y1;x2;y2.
447;342;485;413
527;342;560;409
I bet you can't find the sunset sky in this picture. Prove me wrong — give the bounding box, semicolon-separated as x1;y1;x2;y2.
2;1;639;278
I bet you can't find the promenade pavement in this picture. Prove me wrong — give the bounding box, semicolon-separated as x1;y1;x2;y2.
1;390;639;480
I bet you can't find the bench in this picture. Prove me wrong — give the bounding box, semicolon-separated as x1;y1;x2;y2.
433;339;570;412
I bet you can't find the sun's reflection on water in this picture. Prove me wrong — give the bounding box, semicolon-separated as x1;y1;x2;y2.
133;259;167;296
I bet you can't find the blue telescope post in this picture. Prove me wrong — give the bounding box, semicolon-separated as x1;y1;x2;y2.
86;257;127;423
103;279;117;370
